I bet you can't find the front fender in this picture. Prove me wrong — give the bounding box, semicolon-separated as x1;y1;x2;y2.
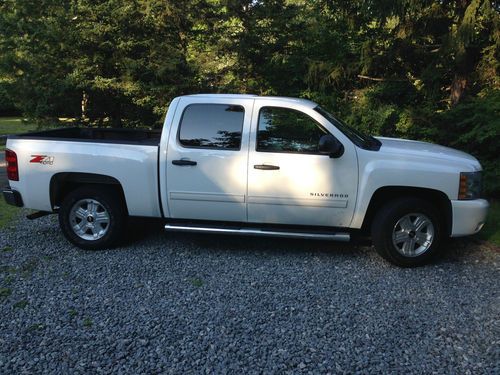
350;158;459;228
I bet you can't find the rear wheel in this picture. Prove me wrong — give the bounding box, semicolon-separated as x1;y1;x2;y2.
371;197;443;267
59;186;126;250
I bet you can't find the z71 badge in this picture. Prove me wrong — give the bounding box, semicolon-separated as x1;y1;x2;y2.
30;155;54;165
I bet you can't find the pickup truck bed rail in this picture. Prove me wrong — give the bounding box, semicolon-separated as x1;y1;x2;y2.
9;127;161;146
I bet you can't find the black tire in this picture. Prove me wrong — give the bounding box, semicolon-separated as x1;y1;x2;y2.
58;185;126;250
371;197;444;267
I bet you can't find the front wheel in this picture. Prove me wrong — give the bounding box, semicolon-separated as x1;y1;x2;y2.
371;197;444;267
59;186;126;250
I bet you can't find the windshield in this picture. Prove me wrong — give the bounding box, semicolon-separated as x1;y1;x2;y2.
314;106;380;150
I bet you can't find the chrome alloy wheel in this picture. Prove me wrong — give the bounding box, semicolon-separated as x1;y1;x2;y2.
392;213;435;257
69;199;110;241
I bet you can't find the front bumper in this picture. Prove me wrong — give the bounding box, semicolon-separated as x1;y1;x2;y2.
450;199;489;237
2;187;24;207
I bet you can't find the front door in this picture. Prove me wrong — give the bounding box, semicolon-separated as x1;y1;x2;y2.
247;101;358;227
166;97;254;222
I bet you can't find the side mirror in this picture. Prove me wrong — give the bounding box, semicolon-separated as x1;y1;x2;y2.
318;134;344;158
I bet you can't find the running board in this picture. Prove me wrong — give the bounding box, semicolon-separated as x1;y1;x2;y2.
164;224;350;242
26;211;52;220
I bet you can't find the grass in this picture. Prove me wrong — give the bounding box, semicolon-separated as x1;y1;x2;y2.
0;198;19;229
477;200;500;246
0;117;23;233
0;287;12;300
0;116;74;137
26;323;45;332
0;258;39;290
189;278;204;287
0;116;39;151
0;116;69;151
0;265;17;274
13;299;28;309
0;122;25;226
0;117;38;136
4;275;15;284
83;317;93;327
20;258;38;274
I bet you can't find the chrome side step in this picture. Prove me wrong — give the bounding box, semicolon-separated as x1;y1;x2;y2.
164;224;350;242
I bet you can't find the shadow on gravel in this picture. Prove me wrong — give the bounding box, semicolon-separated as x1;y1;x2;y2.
124;217;165;244
436;236;499;263
180;232;354;253
121;217;497;267
123;217;372;262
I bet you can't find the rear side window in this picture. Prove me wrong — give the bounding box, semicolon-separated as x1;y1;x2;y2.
257;106;328;154
179;104;244;150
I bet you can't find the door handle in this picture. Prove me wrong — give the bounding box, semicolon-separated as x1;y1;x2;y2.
254;164;280;170
172;159;197;166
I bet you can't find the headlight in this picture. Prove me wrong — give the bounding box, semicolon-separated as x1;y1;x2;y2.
459;172;482;200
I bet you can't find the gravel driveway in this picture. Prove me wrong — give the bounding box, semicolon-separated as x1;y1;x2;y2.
0;214;498;374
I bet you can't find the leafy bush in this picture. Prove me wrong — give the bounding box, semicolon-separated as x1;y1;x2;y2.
436;91;500;196
0;81;18;116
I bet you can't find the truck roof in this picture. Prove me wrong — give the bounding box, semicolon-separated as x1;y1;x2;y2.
183;94;318;108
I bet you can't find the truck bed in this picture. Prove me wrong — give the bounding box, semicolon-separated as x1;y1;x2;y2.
9;127;161;146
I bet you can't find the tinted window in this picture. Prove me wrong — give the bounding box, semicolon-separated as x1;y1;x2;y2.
179;104;244;150
257;107;328;153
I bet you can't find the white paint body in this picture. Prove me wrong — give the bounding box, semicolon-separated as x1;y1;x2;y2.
6;94;489;237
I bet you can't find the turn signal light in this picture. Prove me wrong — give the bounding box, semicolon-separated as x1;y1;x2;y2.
458;174;467;199
458;172;482;200
5;149;19;181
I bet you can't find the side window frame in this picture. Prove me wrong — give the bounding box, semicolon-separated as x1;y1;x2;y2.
256;106;332;155
177;103;245;151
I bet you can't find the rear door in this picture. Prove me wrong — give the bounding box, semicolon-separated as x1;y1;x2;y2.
165;97;254;222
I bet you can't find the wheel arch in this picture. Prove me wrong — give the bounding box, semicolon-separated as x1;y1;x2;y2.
361;186;452;236
50;172;128;214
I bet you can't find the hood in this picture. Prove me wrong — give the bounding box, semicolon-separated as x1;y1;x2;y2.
375;137;481;170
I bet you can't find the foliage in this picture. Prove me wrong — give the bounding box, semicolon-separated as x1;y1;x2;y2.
67;0;195;127
436;91;500;196
0;80;17;115
477;200;500;245
0;1;79;120
0;0;499;193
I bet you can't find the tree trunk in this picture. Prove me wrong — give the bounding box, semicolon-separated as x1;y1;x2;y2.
448;0;481;106
81;91;89;121
111;115;122;128
110;103;122;128
450;75;467;106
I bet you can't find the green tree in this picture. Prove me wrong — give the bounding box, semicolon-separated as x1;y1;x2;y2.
0;0;79;120
68;0;195;127
0;0;498;193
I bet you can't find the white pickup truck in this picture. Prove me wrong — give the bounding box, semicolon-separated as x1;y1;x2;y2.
3;94;489;266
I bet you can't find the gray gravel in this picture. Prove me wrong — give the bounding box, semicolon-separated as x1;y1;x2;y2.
0;213;499;374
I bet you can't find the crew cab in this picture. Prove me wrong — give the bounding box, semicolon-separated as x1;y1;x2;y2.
2;94;489;266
